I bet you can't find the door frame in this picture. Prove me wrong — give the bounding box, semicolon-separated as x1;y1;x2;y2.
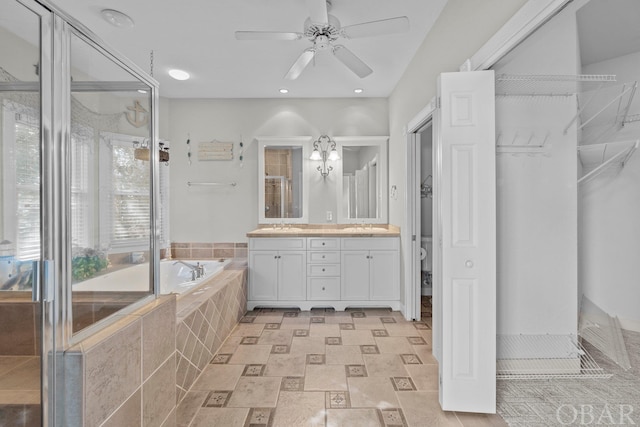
401;0;571;410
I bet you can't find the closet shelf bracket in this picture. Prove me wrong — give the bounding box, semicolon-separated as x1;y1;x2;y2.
564;82;637;135
577;140;638;184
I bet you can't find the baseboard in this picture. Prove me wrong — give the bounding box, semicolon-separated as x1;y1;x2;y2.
619;317;640;333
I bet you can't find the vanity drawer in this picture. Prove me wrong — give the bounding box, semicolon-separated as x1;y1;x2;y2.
308;238;340;250
308;251;340;263
308;277;340;300
308;264;340;276
250;238;306;251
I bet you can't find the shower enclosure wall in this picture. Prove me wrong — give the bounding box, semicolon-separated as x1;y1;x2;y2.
0;1;161;425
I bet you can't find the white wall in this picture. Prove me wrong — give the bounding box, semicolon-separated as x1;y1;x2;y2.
387;0;527;305
492;5;580;336
164;98;388;243
580;52;640;331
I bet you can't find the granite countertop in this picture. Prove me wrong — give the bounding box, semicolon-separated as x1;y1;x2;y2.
246;224;400;238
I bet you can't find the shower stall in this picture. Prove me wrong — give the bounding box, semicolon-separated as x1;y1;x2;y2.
0;1;160;425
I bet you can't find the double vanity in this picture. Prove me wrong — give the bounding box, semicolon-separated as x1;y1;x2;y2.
247;225;400;311
249;135;397;311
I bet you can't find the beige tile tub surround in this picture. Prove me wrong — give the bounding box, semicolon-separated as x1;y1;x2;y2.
175;268;247;403
62;296;177;427
170;242;248;260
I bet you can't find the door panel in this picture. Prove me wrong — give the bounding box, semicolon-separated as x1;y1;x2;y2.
278;251;306;300
437;70;496;413
0;2;51;425
340;251;369;300
370;251;399;300
249;251;278;300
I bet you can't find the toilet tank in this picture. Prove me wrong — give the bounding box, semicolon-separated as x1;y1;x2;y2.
421;236;432;272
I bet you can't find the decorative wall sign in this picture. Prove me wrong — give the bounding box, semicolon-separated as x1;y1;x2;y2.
125;100;149;128
198;140;234;161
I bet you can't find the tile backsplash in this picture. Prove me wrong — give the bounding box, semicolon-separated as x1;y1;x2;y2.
169;242;248;260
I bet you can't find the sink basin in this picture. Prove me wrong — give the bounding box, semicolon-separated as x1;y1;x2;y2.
343;227;388;232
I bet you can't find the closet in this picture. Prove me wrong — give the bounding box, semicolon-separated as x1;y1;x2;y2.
491;0;639;376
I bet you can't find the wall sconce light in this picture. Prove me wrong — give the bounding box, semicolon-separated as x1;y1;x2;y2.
310;135;340;178
134;139;170;163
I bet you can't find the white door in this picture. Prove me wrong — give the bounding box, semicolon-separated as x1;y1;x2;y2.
436;70;496;413
249;251;278;300
278;251;307;300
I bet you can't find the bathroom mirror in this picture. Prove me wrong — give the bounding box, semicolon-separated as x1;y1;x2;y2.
336;137;388;224
257;137;311;224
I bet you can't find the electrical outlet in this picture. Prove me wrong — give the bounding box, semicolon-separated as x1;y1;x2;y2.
326;211;333;222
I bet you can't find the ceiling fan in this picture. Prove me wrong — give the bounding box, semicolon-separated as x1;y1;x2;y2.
235;0;409;80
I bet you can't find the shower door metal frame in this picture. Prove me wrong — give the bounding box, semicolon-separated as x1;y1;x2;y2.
6;0;161;425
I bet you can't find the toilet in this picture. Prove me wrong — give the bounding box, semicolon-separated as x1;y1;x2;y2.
420;236;432;295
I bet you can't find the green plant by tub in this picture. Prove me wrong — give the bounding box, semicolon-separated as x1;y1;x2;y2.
72;247;109;282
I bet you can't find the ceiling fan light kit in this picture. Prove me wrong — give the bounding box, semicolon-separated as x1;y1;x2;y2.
235;0;409;80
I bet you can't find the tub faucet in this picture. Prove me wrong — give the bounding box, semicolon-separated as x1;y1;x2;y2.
173;260;201;279
196;262;205;278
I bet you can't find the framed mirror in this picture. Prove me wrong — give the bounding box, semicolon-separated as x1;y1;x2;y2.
336;137;388;224
257;136;311;224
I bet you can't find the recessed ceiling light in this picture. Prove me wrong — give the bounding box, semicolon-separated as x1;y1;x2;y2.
100;9;134;28
168;69;190;81
354;88;364;94
279;88;289;94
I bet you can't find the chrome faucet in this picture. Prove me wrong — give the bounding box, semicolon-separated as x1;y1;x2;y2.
173;260;202;280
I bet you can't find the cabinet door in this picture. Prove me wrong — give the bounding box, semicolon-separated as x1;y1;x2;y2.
370;250;399;300
249;251;278;300
278;251;307;300
341;251;370;300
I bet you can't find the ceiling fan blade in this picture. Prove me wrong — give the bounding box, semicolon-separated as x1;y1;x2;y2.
333;45;373;78
305;0;328;24
342;16;409;39
284;49;316;80
235;31;302;41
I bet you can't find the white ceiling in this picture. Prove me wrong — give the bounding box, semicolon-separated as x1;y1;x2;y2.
49;0;448;99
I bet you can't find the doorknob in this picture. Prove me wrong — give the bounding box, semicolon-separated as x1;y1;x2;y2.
465;260;474;268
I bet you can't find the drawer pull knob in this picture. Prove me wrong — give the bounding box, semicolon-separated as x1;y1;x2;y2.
322;255;325;259
322;287;325;291
322;268;325;272
322;242;325;246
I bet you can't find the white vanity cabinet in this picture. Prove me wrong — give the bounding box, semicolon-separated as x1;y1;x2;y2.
248;238;307;301
248;234;400;310
341;238;400;301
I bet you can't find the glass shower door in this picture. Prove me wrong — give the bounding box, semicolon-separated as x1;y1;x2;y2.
0;1;52;426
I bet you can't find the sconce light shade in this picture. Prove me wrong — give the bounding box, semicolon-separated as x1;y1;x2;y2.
310;149;322;161
328;148;340;161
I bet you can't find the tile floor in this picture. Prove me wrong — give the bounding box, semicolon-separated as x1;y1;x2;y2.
177;298;508;427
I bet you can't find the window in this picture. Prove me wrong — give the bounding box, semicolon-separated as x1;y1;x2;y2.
99;132;169;252
3;101;95;261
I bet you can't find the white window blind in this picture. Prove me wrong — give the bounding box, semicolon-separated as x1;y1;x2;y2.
99;132;169;253
71;125;94;249
2;103;40;261
3;102;95;261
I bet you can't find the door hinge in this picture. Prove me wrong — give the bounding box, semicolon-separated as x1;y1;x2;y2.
436;97;441;109
412;235;416;242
